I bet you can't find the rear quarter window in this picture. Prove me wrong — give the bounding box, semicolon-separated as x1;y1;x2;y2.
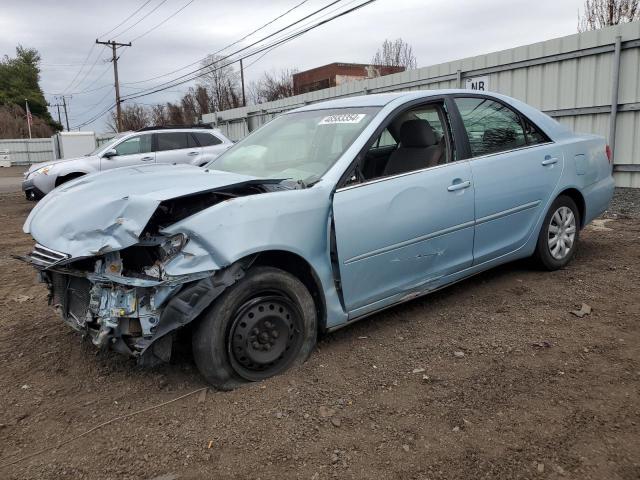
194;132;223;146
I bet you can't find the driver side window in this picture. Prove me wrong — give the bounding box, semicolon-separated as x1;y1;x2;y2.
359;102;452;182
114;135;152;156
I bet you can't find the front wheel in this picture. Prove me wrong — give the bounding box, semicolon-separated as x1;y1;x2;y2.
533;195;580;270
192;267;317;390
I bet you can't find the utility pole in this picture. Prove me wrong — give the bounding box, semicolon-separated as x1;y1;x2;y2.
61;96;70;131
53;96;71;130
96;39;131;132
54;103;62;125
239;58;246;107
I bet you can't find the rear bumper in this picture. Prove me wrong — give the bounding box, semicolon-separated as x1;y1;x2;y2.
583;175;615;225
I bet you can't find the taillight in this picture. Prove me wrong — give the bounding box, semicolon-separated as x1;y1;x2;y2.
605;144;612;164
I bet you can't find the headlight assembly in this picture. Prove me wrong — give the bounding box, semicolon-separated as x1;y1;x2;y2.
158;233;187;262
30;165;51;177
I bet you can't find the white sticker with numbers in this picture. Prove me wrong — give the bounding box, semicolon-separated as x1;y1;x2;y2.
319;113;366;125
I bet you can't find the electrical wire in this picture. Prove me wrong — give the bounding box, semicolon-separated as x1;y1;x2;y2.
122;0;375;101
65;45;107;94
71;0;376;129
97;0;154;39
106;0;168;39
58;44;96;94
121;0;345;97
130;0;196;42
120;0;316;86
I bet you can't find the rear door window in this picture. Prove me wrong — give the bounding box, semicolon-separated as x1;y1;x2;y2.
454;97;527;157
156;132;193;151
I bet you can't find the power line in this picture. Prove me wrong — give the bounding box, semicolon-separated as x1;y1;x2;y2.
59;44;95;94
130;0;196;42
123;0;374;101
120;0;316;86
122;0;345;97
57;1;151;94
106;0;168;39
241;0;362;71
64;45;109;94
97;0;154;39
74;0;376;129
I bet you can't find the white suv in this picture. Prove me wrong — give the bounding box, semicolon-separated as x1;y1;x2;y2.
22;127;233;200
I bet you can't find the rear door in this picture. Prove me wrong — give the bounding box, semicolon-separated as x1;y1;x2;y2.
193;131;231;162
154;132;202;165
452;96;563;264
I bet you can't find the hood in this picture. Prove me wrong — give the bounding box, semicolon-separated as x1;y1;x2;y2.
24;164;259;257
26;155;98;175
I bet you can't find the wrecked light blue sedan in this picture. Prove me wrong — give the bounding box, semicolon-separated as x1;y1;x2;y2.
19;90;614;389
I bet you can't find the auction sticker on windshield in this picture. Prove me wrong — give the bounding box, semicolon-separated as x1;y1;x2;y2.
319;113;366;125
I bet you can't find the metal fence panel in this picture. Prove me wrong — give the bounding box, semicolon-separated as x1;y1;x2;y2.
0;139;54;164
203;22;640;187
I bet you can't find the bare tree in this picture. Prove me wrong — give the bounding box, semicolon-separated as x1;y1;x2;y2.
165;102;185;125
181;85;212;122
149;104;169;126
250;68;297;104
372;38;417;69
106;104;149;132
578;0;639;31
198;55;242;112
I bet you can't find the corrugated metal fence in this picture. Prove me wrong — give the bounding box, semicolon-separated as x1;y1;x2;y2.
0;139;54;164
203;22;640;188
0;133;115;165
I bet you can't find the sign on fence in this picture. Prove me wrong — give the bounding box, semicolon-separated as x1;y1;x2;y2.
464;76;490;91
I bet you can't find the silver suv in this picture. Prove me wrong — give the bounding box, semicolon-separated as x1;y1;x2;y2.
22;127;233;200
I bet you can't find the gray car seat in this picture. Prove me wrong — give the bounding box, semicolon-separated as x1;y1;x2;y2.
383;119;443;176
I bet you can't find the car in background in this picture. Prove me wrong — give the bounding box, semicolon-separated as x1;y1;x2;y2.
21;126;233;200
18;90;614;389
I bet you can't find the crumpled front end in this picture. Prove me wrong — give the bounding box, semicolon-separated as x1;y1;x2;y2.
19;235;245;364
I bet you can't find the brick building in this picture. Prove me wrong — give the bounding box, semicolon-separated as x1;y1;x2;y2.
292;63;405;95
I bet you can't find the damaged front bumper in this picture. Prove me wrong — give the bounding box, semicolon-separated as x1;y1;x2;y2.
16;244;245;363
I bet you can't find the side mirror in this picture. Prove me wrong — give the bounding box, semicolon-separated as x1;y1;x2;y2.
103;149;117;158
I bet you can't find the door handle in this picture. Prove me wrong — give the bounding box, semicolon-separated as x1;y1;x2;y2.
447;180;471;192
141;156;154;161
188;151;199;156
542;156;558;166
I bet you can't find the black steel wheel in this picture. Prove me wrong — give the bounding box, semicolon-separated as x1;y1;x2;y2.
192;266;317;390
228;294;304;381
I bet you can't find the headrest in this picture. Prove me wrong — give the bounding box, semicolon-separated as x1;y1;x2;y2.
399;119;437;148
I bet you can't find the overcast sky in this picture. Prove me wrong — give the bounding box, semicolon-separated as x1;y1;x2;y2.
0;0;586;132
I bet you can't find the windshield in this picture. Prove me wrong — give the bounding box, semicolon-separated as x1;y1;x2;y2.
206;107;379;183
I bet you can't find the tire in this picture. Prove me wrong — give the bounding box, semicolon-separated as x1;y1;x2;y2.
533;195;580;271
192;266;317;390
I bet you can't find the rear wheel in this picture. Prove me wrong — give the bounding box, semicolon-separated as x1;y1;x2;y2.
192;267;317;390
533;195;580;270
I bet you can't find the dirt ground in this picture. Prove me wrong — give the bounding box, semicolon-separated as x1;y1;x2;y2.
0;180;638;480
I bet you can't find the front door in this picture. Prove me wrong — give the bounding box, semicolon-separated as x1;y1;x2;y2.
101;134;155;170
333;160;475;315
